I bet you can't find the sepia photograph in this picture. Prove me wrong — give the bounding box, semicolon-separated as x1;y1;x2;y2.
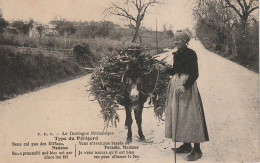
0;0;259;162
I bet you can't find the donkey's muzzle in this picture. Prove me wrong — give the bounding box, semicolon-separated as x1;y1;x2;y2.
130;94;139;101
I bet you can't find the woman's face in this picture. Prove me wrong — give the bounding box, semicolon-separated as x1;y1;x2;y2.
174;36;186;49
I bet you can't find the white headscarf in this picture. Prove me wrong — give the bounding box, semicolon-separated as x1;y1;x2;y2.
175;31;190;44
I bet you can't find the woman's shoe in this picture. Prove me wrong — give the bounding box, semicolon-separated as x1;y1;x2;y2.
186;150;202;161
171;144;193;153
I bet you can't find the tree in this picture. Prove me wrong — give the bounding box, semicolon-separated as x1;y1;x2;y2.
196;0;258;36
163;24;167;32
0;10;8;34
194;0;237;53
36;24;45;43
86;21;100;39
98;21;116;38
50;19;77;48
10;20;33;35
221;0;258;58
194;0;258;62
224;0;258;36
50;19;76;36
106;0;163;43
166;30;174;38
10;20;33;45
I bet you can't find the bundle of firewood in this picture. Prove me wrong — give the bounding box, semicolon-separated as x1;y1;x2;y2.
89;47;170;128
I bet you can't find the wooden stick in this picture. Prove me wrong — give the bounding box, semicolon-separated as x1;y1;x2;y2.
175;93;180;163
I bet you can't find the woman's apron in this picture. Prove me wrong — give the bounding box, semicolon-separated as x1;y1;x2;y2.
165;74;209;143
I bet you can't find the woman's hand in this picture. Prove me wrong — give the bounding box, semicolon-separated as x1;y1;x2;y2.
176;85;186;93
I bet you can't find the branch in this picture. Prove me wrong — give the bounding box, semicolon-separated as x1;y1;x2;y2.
226;21;237;38
110;3;137;21
242;0;247;8
236;0;245;12
140;4;149;21
224;0;243;18
129;20;136;29
248;5;259;14
132;0;138;9
140;1;161;21
230;23;236;30
248;0;254;8
140;0;161;12
111;11;135;21
201;19;220;32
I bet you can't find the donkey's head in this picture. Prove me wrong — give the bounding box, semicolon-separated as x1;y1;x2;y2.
125;60;143;103
127;77;141;102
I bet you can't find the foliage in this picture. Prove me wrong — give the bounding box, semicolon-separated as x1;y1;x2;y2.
98;21;117;38
50;19;77;36
223;0;258;34
3;18;172;50
73;43;98;67
194;0;236;51
89;47;170;128
0;18;8;34
0;46;86;101
10;20;33;35
166;30;174;38
194;0;259;72
36;24;46;37
85;21;100;39
233;20;259;66
0;9;8;34
0;34;20;46
76;21;118;39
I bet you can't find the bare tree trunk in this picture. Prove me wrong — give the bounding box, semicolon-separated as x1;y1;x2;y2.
138;31;142;43
132;28;143;43
132;19;143;43
224;41;229;54
132;29;139;43
107;0;162;44
231;30;238;56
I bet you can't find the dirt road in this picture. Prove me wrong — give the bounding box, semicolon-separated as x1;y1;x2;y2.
0;39;259;163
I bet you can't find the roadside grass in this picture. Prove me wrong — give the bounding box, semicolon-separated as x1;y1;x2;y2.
200;40;259;73
0;46;87;101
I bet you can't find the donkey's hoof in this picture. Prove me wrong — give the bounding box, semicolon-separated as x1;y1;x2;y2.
139;135;146;141
126;137;132;144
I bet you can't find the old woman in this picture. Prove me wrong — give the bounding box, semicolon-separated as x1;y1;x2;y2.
158;30;209;161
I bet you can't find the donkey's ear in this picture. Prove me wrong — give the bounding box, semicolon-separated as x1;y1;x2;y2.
127;78;132;84
136;77;141;84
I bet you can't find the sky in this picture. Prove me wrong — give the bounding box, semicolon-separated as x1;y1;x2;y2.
0;0;196;31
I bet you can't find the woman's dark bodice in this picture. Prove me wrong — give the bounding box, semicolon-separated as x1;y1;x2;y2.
166;46;199;90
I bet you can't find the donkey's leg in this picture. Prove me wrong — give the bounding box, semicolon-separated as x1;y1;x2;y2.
125;107;133;144
134;104;145;141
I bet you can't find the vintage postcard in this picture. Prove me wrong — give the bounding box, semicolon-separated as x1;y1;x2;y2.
0;0;259;163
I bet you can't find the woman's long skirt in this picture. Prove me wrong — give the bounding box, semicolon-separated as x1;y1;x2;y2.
165;74;209;143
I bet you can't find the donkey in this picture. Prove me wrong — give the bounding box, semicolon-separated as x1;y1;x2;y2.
120;60;149;144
